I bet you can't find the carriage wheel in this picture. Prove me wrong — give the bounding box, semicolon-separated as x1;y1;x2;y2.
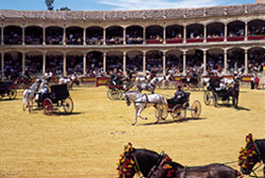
213;93;218;108
111;89;120;100
182;83;189;91
119;91;125;100
195;83;201;91
233;97;238;109
9;88;17;100
43;98;53;116
171;104;186;120
189;84;195;91
63;97;74;114
27;99;33;113
191;100;202;118
107;89;114;100
154;105;168;120
203;91;211;106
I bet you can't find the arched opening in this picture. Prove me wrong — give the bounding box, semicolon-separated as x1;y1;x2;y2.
227;21;245;41
4;51;22;79
207;22;224;42
166;50;183;75
86;51;103;77
248;19;265;40
106;26;123;45
166;25;183;43
146;50;163;74
106;51;123;74
248;47;265;73
0;53;2;80
187;24;204;43
186;49;203;75
206;49;224;75
25;51;43;77
66;52;83;75
46;26;63;45
86;26;103;45
126;51;143;72
4;26;22;45
126;26;143;44
146;25;163;44
46;52;63;76
227;48;245;74
66;26;83;45
25;26;43;45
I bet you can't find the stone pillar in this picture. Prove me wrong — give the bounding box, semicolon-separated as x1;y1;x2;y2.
1;26;4;45
103;28;106;45
123;52;126;75
224;49;227;75
103;52;106;73
63;27;66;45
22;27;25;45
1;53;4;79
182;51;186;75
123;27;126;45
83;28;86;45
63;54;66;77
224;23;227;42
22;53;25;76
203;25;207;43
83;53;86;75
183;25;187;44
143;27;146;45
244;49;248;74
203;50;207;75
43;53;46;75
43;27;46;45
143;52;146;74
163;26;166;44
245;22;248;41
163;52;166;75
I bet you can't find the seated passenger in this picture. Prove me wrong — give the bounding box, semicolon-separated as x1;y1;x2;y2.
215;80;226;93
167;85;187;106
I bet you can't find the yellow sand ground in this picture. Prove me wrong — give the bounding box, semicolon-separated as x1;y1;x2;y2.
0;87;264;178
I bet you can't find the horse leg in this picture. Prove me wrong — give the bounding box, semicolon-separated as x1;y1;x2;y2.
154;105;161;124
137;106;147;120
132;108;138;126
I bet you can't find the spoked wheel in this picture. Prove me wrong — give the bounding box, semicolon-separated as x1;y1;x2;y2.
213;93;218;108
191;100;202;118
110;89;120;100
171;104;186;120
43;98;53;116
189;84;195;91
107;89;114;100
154;105;168;120
9;88;17;100
63;97;74;114
203;91;211;106
182;83;189;91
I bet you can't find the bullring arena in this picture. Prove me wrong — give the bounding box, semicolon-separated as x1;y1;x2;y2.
0;86;264;177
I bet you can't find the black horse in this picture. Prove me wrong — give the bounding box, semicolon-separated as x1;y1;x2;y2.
239;133;265;177
117;143;241;178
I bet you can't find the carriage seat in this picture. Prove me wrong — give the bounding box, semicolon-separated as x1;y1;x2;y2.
167;92;190;108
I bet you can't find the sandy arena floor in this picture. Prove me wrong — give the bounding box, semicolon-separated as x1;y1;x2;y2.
0;86;264;178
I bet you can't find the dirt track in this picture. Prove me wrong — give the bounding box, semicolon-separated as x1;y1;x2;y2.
0;86;264;178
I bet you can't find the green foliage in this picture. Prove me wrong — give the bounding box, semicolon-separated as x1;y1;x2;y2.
59;7;71;11
45;0;54;10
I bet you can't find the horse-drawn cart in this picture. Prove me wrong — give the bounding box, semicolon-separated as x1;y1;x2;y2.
0;81;17;100
27;84;74;115
155;92;202;120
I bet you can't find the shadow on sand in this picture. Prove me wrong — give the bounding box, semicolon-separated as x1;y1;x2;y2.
138;117;207;126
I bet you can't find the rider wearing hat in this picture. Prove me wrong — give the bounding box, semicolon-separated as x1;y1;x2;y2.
168;85;186;105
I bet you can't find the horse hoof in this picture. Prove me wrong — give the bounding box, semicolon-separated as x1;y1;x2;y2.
132;123;136;126
161;118;165;120
144;117;147;120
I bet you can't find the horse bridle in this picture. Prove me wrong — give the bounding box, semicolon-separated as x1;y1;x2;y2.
146;152;166;178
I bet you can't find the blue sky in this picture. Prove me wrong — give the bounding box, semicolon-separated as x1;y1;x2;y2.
1;0;256;11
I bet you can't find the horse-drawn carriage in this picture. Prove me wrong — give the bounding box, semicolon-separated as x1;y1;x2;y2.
203;77;239;108
155;92;202;120
175;76;201;91
27;84;74;116
0;81;17;100
107;77;133;100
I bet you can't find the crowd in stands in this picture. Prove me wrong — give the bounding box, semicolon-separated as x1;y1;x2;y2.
206;53;224;74
248;26;265;36
106;29;123;45
228;27;245;37
167;29;183;39
25;55;43;76
86;32;103;45
46;31;63;45
4;31;22;45
248;50;265;73
227;50;245;74
66;33;83;45
146;34;163;42
126;30;143;44
146;51;163;73
188;30;203;39
4;53;22;79
166;54;183;75
207;31;224;38
186;52;203;75
46;55;63;76
66;55;83;74
25;34;42;45
126;55;143;71
86;52;104;77
106;55;123;74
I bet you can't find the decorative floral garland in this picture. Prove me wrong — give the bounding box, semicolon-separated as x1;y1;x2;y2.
117;143;137;178
238;133;258;169
161;155;177;177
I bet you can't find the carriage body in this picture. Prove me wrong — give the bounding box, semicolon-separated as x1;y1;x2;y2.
0;81;17;100
107;84;127;100
175;77;201;91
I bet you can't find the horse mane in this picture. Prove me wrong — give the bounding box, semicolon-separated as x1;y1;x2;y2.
135;148;160;158
256;139;265;162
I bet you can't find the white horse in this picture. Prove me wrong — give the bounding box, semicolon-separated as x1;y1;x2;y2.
135;75;151;85
59;77;72;90
136;77;159;94
156;73;174;88
22;80;40;111
124;91;168;125
200;77;211;91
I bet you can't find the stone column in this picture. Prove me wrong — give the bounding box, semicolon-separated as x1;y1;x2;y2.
203;50;207;75
22;27;25;45
143;27;146;45
244;49;248;74
22;53;25;76
63;27;66;45
83;28;86;45
123;52;126;75
43;27;46;45
143;52;146;74
182;51;186;75
63;54;66;77
183;25;187;44
123;27;126;45
224;23;227;42
1;26;4;45
163;26;166;44
245;22;248;41
83;53;86;75
43;53;46;75
203;25;207;43
163;52;166;75
103;52;106;73
224;49;227;75
103;28;106;45
1;53;4;79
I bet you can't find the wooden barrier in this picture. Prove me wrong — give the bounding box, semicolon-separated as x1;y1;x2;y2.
96;77;110;87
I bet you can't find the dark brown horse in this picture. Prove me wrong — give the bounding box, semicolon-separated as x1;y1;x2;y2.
117;143;241;178
238;133;265;177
